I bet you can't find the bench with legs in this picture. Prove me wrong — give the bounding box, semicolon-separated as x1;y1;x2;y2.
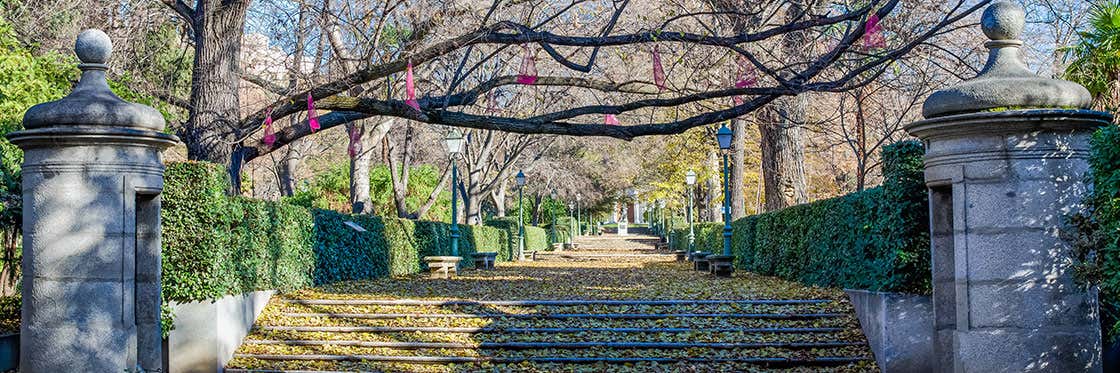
692;252;712;272
423;256;462;279
470;252;498;270
707;255;735;277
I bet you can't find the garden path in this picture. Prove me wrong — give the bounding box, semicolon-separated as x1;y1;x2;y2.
227;233;876;372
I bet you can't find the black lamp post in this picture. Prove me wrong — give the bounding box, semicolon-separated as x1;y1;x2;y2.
685;170;696;254
515;170;526;261
550;189;558;245
446;130;465;257
576;192;582;236
712;124;735;277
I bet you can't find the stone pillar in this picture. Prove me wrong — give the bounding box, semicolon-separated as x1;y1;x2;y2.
9;30;178;372
906;2;1107;372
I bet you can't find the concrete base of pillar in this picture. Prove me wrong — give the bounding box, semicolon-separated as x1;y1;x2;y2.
845;289;934;373
167;290;274;373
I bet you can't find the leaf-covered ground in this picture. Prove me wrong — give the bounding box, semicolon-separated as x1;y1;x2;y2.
228;235;877;372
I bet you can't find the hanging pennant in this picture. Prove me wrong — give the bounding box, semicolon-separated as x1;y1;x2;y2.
517;44;538;85
307;93;320;132
348;125;362;158
406;61;421;111
862;14;886;50
262;107;276;147
605;114;620;125
732;56;757;106
651;45;667;92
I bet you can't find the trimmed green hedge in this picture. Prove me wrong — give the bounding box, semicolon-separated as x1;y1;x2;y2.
163;161;509;303
1084;125;1120;342
162;162;316;303
668;141;929;294
483;219;552;260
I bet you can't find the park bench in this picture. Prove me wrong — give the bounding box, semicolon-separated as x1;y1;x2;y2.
692;252;711;272
470;252;498;270
707;255;734;277
674;250;687;262
423;256;462;279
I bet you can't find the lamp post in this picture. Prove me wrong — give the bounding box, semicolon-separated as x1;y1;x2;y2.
446;129;465;257
516;171;526;261
712;124;735;277
576;192;582;236
550;189;558;246
567;202;574;245
658;199;666;242
685;170;696;254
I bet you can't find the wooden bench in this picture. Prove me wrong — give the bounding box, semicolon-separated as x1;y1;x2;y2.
707;255;735;277
423;256;462;279
470;252;497;270
674;250;687;262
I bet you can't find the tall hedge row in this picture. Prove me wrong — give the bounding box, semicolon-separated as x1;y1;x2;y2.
162;162;317;303
668;141;930;294
484;219;552;260
162;161;508;304
1085;125;1120;342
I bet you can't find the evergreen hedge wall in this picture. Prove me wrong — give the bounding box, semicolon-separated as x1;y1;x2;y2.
1084;125;1120;342
668;141;930;294
483;219;551;261
162;161;507;304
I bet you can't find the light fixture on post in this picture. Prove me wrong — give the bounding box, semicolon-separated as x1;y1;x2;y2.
658;199;667;243
711;124;735;277
575;192;582;236
685;170;697;257
550;189;559;247
567;201;575;247
515;170;527;261
446;129;465;258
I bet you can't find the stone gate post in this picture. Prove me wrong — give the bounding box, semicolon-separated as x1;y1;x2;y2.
9;30;178;371
906;2;1108;372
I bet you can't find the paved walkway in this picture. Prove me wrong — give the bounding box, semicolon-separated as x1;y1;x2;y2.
227;234;876;372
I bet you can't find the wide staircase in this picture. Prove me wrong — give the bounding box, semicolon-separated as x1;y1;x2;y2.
226;233;876;372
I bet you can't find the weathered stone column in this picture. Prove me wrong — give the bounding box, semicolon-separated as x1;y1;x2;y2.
906;2;1108;372
9;30;178;371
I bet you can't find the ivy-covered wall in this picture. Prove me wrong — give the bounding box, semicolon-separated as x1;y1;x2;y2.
669;141;930;294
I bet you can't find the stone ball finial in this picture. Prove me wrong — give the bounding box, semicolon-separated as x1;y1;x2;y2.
981;1;1025;41
75;29;112;64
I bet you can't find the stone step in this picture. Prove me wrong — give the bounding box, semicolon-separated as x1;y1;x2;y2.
255;325;846;334
229;354;871;367
283;298;832;306
240;339;864;350
279;312;846;320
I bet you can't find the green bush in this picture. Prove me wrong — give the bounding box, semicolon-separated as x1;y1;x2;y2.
162;162;316;303
668;141;929;294
484;219;552;259
1083;125;1120;342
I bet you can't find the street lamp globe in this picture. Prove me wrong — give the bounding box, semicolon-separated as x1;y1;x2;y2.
685;170;697;186
716;124;733;151
445;129;464;155
515;170;526;187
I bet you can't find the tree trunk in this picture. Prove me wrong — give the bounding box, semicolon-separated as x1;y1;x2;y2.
530;192;543;225
760;95;808;211
730;117;748;219
493;182;507;218
278;138;302;196
180;0;251;193
349;120;392;213
704;150;720;222
349;122;373;214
